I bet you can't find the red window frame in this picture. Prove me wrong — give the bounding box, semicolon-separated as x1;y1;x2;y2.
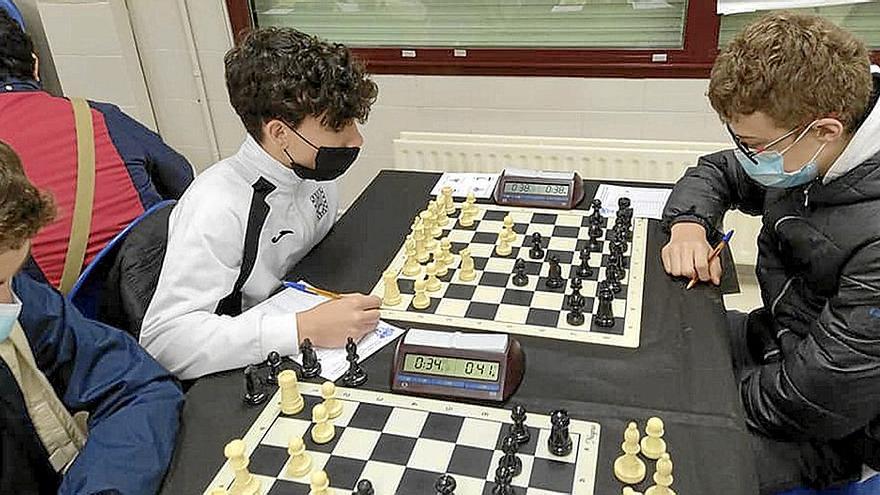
225;0;879;78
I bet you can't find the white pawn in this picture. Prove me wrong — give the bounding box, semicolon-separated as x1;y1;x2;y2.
403;238;421;277
458;248;476;282
433;199;449;227
320;381;342;419
465;191;477;215
645;453;675;495
309;469;330;495
623;488;643;495
502;214;516;243
496;234;512;257
382;269;402;306
279;370;304;415
433;247;448;277
224;439;261;495
421;211;439;251
641;417;667;460
442;186;455;215
425;263;442;292
285;436;312;478
412;279;430;309
440;238;454;265
310;404;335;444
414;224;430;263
614;422;646;484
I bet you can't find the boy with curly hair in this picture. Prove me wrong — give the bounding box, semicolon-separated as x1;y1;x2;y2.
662;11;880;490
141;28;380;380
0;141;182;494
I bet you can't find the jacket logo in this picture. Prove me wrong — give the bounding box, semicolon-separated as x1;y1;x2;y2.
310;188;329;221
271;230;295;243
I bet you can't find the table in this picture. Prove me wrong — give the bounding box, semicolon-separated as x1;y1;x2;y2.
160;170;759;494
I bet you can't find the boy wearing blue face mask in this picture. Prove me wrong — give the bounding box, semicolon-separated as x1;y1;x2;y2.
140;28;382;380
0;141;183;494
663;12;880;490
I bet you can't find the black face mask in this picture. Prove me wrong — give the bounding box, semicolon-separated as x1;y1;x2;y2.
283;126;360;182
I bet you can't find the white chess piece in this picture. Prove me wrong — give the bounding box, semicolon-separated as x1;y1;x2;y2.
402;238;421;277
320;381;343;419
495;233;512;257
458;248;476;282
310;404;335;444
414;224;430;263
412;279;431;309
382;269;402;306
458;207;475;228
425;263;442;292
433;247;448;277
502;214;517;243
614;422;647;484
465;191;477;215
421;210;439;250
309;469;330;495
279;370;303;415
641;417;666;460
433;199;449;227
645;453;675;495
440;238;454;265
208;488;229;495
224;439;261;495
623;487;643;495
442;186;455;215
285;436;312;478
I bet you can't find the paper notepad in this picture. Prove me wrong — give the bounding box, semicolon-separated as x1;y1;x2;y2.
594;184;673;220
404;329;508;353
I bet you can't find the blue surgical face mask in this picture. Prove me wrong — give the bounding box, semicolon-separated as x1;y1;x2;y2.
0;290;22;343
732;121;826;189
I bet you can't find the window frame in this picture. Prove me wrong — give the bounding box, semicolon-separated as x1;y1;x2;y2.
225;0;880;79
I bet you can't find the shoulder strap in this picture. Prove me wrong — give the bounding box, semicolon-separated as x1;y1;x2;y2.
215;177;276;317
58;97;96;295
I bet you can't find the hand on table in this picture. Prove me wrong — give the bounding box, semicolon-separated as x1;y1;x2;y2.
661;222;722;285
296;294;381;348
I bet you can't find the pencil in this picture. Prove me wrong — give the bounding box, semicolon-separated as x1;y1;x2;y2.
686;230;734;290
284;281;342;299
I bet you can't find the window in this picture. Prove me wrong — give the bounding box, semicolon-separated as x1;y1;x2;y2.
719;3;880;48
251;1;689;49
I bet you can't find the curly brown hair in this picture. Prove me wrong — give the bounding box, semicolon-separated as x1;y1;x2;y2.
0;141;55;252
708;11;872;132
225;27;378;140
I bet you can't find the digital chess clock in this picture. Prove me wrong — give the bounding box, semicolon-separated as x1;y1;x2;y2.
493;168;585;209
391;329;524;402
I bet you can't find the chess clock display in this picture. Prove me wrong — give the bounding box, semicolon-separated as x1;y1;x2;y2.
392;329;524;401
493;168;585;209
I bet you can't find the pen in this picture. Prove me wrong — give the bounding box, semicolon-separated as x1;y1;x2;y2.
284;281;342;299
686;230;734;290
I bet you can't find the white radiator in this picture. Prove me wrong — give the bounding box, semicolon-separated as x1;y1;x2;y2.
393;132;761;268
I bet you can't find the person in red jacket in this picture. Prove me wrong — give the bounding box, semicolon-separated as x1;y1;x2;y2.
0;10;194;288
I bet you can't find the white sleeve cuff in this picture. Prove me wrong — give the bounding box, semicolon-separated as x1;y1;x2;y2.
260;313;299;358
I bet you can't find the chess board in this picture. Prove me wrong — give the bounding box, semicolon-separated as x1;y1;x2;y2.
370;204;648;348
205;383;600;494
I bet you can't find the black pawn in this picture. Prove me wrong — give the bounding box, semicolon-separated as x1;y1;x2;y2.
544;255;564;289
435;473;456;494
594;283;615;328
589;199;603;225
300;338;321;379
576;248;593;278
353;479;374;495
500;435;522;477
528;232;545;260
492;465;514;495
508;404;530;445
566;301;585;326
548;409;573;457
512;259;528;287
587;224;603;252
243;364;267;406
341;337;368;387
266;351;283;385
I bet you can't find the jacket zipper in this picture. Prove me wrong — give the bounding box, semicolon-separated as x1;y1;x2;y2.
803;183;813;209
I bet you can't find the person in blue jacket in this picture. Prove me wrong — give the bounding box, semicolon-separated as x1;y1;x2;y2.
0;0;23;28
0;139;183;493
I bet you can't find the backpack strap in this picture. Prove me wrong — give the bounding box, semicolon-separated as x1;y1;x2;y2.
58;97;96;295
215;177;276;316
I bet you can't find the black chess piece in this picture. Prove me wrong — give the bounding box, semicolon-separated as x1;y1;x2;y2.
548;409;573;457
566;300;585;326
576;247;593;278
528;232;545;260
512;259;528;287
353;479;374;495
589;198;603;225
618;197;631;211
300;338;321;379
508;404;530;445
243;364;267;406
341;337;368;387
434;473;456;494
265;351;283;385
491;465;514;495
606;266;622;293
587;224;603;252
544;255;564;289
500;435;523;477
568;278;585;308
594;283;615;328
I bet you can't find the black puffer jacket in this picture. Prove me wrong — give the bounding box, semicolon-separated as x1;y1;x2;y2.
663;74;880;476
